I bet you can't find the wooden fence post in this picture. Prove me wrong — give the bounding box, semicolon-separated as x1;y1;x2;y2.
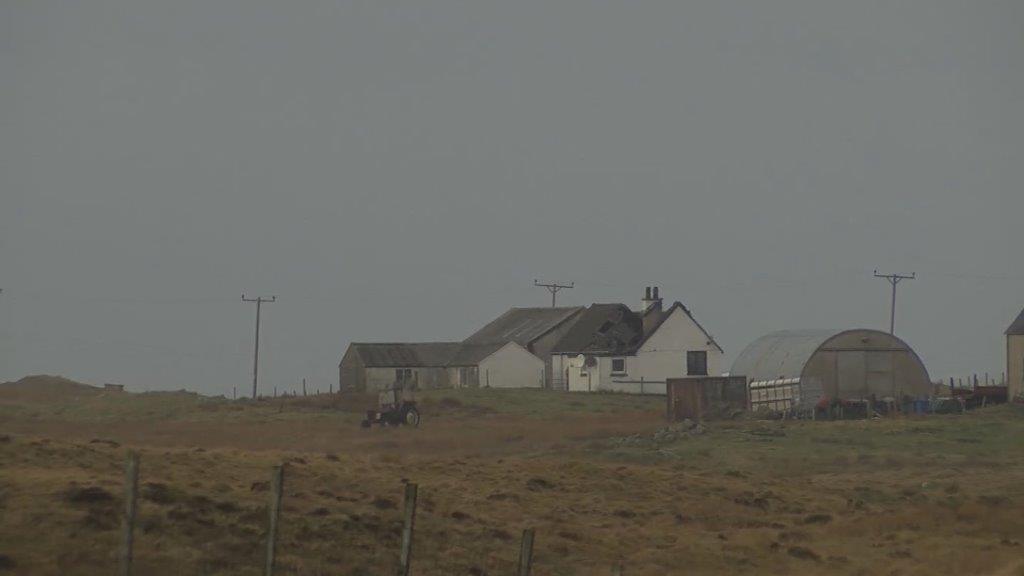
397;483;418;576
516;528;535;576
119;451;140;576
265;465;284;576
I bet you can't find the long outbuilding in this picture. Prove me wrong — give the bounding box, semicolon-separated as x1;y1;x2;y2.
338;342;461;392
338;307;582;392
731;329;932;408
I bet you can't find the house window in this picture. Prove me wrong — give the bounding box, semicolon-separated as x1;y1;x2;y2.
611;358;626;374
687;351;708;376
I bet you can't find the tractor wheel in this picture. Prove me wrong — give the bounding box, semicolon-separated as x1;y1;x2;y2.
404;407;421;427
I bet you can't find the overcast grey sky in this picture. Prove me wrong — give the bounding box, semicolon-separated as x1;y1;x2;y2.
2;0;1021;394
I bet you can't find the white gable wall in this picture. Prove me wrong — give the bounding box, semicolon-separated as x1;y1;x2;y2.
479;342;545;388
636;306;723;379
555;306;723;395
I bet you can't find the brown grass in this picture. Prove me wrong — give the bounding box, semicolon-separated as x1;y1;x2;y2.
2;378;1024;575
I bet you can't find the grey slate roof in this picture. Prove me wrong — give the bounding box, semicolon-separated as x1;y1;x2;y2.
550;304;644;354
345;300;723;369
1007;309;1024;335
463;307;584;347
350;342;462;367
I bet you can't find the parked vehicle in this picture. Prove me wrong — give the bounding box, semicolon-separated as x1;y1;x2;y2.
361;382;420;428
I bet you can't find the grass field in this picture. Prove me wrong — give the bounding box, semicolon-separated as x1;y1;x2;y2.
2;375;1024;575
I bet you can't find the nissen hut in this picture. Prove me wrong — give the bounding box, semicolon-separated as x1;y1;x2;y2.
731;329;931;410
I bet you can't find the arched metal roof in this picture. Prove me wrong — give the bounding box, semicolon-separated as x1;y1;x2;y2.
730;329;848;382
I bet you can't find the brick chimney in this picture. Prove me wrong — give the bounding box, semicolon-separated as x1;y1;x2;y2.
639;286;663;313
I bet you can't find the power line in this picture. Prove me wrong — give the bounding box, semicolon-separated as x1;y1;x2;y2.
242;294;276;399
533;279;574;308
873;270;915;335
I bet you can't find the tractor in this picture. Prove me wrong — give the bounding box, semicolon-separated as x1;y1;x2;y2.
361;381;420;428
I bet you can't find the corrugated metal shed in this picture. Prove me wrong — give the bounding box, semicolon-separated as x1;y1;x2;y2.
731;329;932;402
463;307;584;347
730;329;842;383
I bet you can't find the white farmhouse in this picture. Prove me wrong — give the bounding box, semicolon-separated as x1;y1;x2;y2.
551;287;723;395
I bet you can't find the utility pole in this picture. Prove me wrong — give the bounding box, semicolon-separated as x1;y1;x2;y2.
873;270;914;335
533;279;574;308
242;294;276;399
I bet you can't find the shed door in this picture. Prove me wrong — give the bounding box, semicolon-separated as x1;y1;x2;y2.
836;351;867;397
669;381;703;421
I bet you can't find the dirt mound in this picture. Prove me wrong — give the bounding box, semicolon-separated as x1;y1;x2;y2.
63;485;115;505
0;375;101;403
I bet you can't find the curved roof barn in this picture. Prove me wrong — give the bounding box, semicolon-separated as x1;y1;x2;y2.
731;330;845;383
731;329;931;400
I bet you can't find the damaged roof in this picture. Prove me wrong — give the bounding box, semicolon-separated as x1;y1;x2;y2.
550;304;644;355
349;342;462;367
463;307;584;347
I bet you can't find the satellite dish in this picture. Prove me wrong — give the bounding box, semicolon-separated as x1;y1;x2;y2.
571;354;586;368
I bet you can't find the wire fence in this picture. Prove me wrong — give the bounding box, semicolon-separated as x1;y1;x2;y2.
113;452;627;576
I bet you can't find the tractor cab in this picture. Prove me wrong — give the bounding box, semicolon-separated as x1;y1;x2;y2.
361;379;421;428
